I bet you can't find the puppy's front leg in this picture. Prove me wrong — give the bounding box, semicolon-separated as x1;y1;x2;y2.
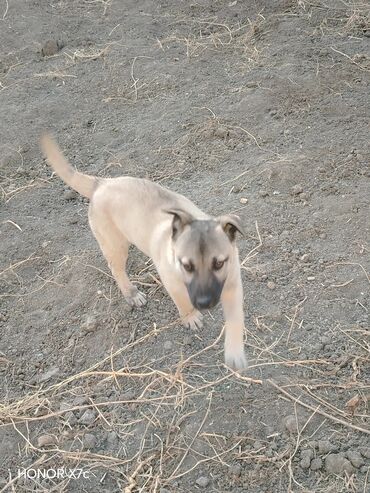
221;268;247;370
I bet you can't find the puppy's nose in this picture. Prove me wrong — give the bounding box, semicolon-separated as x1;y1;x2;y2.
195;295;213;310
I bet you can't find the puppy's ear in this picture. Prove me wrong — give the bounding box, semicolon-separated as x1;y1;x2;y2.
164;209;194;240
218;214;245;242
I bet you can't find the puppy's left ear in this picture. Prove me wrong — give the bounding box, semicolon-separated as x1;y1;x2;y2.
218;214;245;241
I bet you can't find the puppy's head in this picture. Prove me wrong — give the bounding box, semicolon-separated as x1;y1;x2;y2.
166;209;244;311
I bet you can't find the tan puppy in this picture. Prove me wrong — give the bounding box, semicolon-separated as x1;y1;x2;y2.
41;134;247;369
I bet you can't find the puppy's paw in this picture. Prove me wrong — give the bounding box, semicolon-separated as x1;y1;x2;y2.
224;346;247;371
125;288;147;307
182;310;203;330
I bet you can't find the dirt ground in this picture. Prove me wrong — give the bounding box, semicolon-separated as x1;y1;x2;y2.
0;0;369;491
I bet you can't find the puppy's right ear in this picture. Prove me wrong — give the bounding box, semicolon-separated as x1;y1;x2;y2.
164;209;193;240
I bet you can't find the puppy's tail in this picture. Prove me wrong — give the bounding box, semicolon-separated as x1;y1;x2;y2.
40;133;97;199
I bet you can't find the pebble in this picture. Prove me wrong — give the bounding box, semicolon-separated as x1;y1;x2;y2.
282;415;297;434
163;340;173;351
259;190;269;198
79;409;96;426
63;189;78;201
325;453;354;475
64;411;77;425
230;463;242;477
41;39;63;57
107;431;118;445
318;440;336;455
82;316;98;333
359;447;370;459
291;184;303;195
267;280;276;290
307;276;316;281
195;476;210;488
83;433;97;450
239;197;248;204
346;450;364;468
183;335;193;346
310;458;322;471
37;434;56;447
72;396;89;406
38;366;60;383
300;253;311;263
300;449;313;469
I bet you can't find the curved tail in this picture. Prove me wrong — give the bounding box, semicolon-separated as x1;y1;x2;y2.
40;134;97;199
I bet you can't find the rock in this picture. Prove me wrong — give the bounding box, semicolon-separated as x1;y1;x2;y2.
325;453;354;475
79;409;96;426
83;433;97;450
307;276;316;281
310;458;322;471
107;431;118;445
195;476;210;488
41;39;64;57
267;280;276;290
72;396;89;406
230;463;242;477
359;447;370;459
63;189;78;201
282;415;297;434
159;489;171;493
346;450;364;468
300;449;313;469
82;315;98;333
183;335;193;346
239;197;248;204
37;434;56;447
291;184;303;195
38;367;60;383
259;190;269;198
300;254;311;263
318;440;336;455
64;411;77;425
360;466;369;474
163;340;173;351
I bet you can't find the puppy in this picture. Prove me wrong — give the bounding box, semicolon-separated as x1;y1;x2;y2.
41;134;247;369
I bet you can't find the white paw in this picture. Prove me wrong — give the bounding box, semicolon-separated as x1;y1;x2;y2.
224;345;247;371
125;288;147;307
182;310;203;330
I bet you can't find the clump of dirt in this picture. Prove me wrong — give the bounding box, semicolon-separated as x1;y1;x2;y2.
0;1;369;492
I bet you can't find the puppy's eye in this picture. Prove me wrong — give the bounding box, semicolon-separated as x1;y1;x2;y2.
183;262;194;273
213;259;225;271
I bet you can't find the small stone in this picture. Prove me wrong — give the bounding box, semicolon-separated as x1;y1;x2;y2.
239;197;248;204
79;409;96;426
259;190;269;198
41;39;63;57
38;367;60;383
107;431;118;445
163;340;173;351
37;434;56;447
63;189;78;201
82;316;98;333
310;458;322;471
159;489;171;493
83;433;97;450
283;415;297;434
183;335;193;346
307;276;316;281
230;463;242;477
359;447;370;459
318;440;336;455
346;450;364;468
72;396;89;406
300;254;311;263
253;440;263;450
325;453;354;475
267;281;276;290
360;466;369;474
64;411;77;425
291;184;303;195
195;476;210;488
300;449;313;469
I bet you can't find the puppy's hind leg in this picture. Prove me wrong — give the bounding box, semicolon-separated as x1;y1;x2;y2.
89;212;146;308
